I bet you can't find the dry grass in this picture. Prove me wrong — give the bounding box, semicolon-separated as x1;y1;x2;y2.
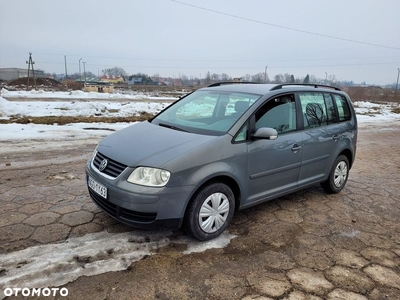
343;86;400;104
0;112;154;125
392;107;400;114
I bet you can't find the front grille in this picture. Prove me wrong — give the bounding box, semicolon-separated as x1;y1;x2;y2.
89;190;157;224
93;152;127;178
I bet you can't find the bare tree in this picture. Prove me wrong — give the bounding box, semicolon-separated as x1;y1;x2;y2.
152;73;160;82
243;74;251;81
102;67;127;77
309;75;319;83
211;73;220;81
221;73;230;81
251;72;264;83
328;74;337;86
204;71;211;85
283;73;293;83
273;74;284;83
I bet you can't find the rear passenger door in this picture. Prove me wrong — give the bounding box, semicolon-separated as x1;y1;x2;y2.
297;92;339;186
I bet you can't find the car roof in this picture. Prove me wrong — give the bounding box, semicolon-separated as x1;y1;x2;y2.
200;83;344;97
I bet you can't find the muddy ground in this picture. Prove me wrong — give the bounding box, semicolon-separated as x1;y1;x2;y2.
0;121;399;299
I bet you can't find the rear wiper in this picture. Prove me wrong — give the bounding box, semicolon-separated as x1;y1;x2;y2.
159;123;188;132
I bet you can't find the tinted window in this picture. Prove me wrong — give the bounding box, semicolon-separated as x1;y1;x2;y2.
255;95;296;134
333;94;351;121
324;93;336;124
300;92;329;128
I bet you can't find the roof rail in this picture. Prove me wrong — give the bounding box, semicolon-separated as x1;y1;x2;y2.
270;83;341;91
207;81;261;87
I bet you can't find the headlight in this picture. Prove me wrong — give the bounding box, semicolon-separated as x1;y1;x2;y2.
127;167;171;187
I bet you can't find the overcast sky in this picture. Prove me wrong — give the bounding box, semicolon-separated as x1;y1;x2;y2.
1;0;399;85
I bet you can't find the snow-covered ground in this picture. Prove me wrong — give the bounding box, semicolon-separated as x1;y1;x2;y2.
0;89;176;142
0;88;178;101
0;231;235;297
1;89;399;143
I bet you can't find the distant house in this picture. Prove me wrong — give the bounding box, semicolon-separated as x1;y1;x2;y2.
83;80;114;93
173;79;183;87
127;77;143;85
99;75;125;84
161;80;172;86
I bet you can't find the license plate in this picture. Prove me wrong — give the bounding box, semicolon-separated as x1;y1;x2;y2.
88;176;107;199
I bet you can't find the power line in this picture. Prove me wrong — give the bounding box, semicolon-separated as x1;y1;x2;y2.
33;55;400;65
34;60;400;69
19;52;400;63
170;0;400;51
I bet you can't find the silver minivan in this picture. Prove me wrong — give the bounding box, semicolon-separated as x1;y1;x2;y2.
86;83;357;240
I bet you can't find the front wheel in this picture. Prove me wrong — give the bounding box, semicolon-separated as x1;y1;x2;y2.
321;155;349;193
184;183;235;241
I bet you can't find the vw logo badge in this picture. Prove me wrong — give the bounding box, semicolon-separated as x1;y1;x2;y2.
99;159;108;172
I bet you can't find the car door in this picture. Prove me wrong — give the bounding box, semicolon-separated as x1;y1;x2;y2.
245;94;303;204
297;92;339;186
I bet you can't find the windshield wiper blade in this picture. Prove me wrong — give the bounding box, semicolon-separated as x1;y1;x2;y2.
158;123;188;132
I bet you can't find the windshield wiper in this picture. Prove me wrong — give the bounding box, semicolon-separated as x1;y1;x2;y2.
159;123;188;132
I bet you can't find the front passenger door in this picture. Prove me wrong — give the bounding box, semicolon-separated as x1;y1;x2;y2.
246;95;302;204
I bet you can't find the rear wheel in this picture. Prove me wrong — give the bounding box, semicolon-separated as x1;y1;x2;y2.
184;183;235;241
321;155;349;193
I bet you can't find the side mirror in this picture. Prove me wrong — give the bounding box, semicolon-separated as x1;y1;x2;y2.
251;127;278;140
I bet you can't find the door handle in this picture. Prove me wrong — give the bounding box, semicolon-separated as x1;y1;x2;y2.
291;144;301;152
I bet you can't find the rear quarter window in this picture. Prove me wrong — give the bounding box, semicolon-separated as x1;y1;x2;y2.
333;94;351;122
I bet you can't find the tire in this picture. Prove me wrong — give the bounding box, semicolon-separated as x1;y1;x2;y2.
321;155;349;194
184;183;235;241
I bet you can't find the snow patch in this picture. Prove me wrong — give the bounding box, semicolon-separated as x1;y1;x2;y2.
0;231;236;298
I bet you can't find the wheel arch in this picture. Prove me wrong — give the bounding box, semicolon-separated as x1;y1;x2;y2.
339;148;354;169
185;175;242;217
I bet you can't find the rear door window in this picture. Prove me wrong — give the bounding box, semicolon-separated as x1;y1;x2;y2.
299;93;329;128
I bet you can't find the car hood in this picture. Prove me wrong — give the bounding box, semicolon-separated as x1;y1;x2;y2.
97;121;217;168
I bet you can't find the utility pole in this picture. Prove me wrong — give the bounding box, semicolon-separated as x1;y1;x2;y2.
395;68;400;97
26;52;36;90
79;58;82;82
264;66;268;83
64;55;68;79
82;61;87;84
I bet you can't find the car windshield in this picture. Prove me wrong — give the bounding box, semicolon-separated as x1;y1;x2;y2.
151;90;261;135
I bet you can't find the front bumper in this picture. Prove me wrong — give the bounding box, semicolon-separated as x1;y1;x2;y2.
86;163;194;231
